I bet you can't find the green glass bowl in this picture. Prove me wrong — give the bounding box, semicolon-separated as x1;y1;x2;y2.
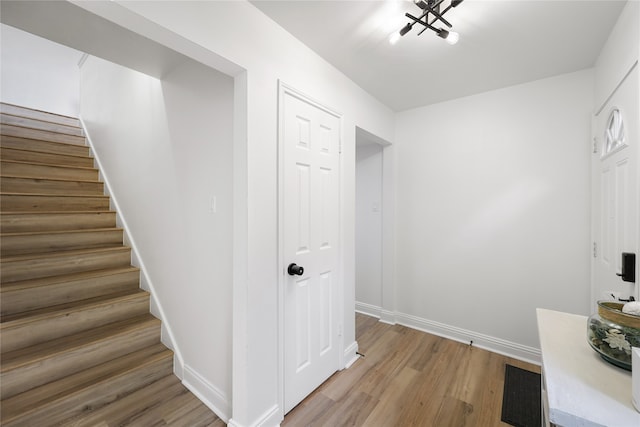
587;301;640;371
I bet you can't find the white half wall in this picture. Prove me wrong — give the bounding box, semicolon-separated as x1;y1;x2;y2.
356;142;383;309
80;55;234;420
0;23;82;117
394;69;594;353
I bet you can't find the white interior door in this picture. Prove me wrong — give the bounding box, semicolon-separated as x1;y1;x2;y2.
592;65;639;306
281;86;341;413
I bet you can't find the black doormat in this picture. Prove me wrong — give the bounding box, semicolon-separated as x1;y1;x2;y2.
501;364;541;427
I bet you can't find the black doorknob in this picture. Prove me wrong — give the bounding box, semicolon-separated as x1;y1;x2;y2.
287;263;304;276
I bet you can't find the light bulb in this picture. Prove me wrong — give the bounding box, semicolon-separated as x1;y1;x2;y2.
445;30;459;45
389;32;401;45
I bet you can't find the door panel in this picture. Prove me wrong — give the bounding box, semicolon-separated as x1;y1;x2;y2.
282;89;341;413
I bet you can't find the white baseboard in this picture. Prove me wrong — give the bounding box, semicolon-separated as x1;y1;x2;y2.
355;302;396;325
379;309;397;325
395;312;541;365
182;364;230;423
355;301;382;318
173;354;184;379
228;404;280;427
355;301;541;365
343;340;359;369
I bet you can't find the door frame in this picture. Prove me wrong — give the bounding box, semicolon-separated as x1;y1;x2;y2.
276;81;345;416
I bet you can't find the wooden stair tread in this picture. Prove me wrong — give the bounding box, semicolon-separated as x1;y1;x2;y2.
0;160;99;181
1;135;89;157
1;212;116;232
1;227;122;238
1;146;93;160
0;267;140;318
1;194;111;214
1;245;128;263
0;174;103;185
0;266;139;293
60;374;186;427
0;192;108;198
0;114;84;137
1;167;99;183
1;313;159;371
1;103;81;128
0;177;104;196
1;288;147;324
1;124;86;146
0;229;122;257
1;228;123;255
1;210;114;215
1;226;124;259
0;160;98;176
0;290;150;354
0;194;111;212
1;245;131;284
0;344;172;424
1;158;97;170
0;151;94;170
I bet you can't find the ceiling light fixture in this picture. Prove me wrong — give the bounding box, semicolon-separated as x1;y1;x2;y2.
437;28;460;45
390;0;464;45
389;32;401;45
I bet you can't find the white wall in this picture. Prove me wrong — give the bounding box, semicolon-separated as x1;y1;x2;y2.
394;69;594;357
0;24;81;117
79;55;234;416
356;143;383;309
594;0;639;114
71;1;395;425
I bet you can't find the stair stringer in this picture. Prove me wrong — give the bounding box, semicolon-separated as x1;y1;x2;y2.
78;117;184;379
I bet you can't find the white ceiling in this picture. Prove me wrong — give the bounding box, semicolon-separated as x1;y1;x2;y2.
250;0;626;111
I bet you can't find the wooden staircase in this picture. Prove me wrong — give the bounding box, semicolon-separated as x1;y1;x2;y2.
0;103;222;426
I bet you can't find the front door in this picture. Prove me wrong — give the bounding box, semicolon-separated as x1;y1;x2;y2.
280;85;341;413
592;65;639;306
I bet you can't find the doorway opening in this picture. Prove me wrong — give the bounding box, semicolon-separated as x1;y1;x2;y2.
355;127;394;323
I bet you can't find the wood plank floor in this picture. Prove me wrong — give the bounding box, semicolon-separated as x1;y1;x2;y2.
58;375;226;427
283;313;540;427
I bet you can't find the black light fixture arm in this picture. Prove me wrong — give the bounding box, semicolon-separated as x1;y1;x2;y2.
405;12;440;34
425;5;452;28
393;0;463;44
417;2;455;34
412;0;452;28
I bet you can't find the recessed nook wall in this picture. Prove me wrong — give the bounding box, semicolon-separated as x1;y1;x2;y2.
79;55;234;417
356;141;383;311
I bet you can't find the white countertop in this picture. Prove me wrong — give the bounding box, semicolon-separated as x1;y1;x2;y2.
537;308;640;427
